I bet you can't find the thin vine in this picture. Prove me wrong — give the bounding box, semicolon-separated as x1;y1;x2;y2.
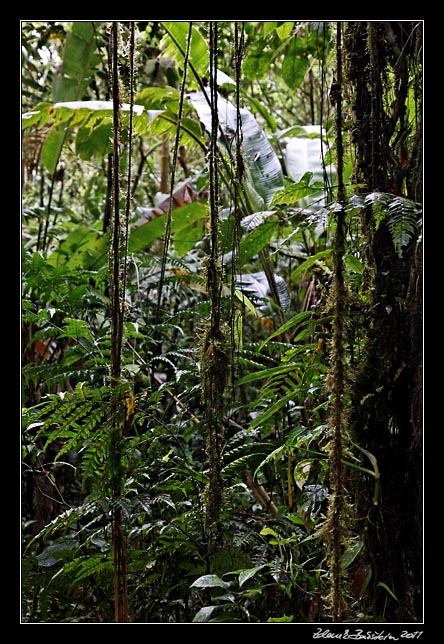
324;21;351;622
200;22;230;573
155;22;193;323
229;21;245;385
108;21;135;623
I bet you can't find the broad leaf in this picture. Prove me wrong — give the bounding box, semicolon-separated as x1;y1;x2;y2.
192;606;218;622
128;201;208;253
341;540;364;570
271;172;321;206
248;389;297;431
187;91;284;208
284;126;336;207
76;123;112;159
246;95;278;133
238;221;279;266
190;574;229;589
240;108;284;207
238;565;268;587
276;22;295;40
345;254;364;274
294;459;312;490
42;125;70;175
282;37;309;89
53;22;101;102
161;22;208;87
258;310;312;351
136;86;180;110
234;290;259;317
290;248;332;283
147;110;206;149
48;21;101;172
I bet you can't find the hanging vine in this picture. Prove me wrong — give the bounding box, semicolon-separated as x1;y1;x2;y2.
323;22;351;622
199;22;230;573
108;21;135;623
229;21;245;387
155;22;193;323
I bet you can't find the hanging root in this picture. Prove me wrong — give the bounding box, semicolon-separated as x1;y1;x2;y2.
322;22;353;622
199;319;231;571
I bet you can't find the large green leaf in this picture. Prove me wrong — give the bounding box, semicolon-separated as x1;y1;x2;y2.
187;91;284;208
290;248;332;283
243;37;273;80
160;22;208;87
45;22;101;174
190;574;229;589
128;201;208;253
21;102;53;129
247;388;297;431
147;110;206;149
46;225;106;269
75;123;112;159
283;126;336;208
23;101;150;172
192;606;218;623
257;310;313;351
238;221;279;266
241;109;284;207
246;95;278;133
341;540;364;570
53;22;101;102
136;86;181;110
282;37;309;90
41;125;69;175
23;101;148;133
271;172;322;206
276;22;295;40
237;564;268;587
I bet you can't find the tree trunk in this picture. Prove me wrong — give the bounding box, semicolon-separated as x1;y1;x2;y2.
344;21;423;622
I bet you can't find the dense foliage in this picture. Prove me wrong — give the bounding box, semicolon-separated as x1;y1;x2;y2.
21;21;423;624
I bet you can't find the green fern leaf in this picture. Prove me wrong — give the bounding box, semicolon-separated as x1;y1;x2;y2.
66;553;112;592
386;196;421;257
25;505;86;551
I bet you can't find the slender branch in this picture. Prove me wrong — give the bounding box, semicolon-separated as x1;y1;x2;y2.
155;22;193;323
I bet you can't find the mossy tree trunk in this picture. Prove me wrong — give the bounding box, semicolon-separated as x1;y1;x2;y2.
344;21;423;621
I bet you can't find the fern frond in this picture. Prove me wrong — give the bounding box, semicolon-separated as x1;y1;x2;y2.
253;443;287;477
25;501;99;551
65;553;112;592
155;349;196;370
22;361;108;390
26;387;112;483
241;211;276;232
243;340;286;354
386;196;421;257
363;192;422;257
238;355;269;371
81;424;112;487
275;276;291;311
237;349;308;386
222;444;275;478
364;191;392;207
248;389;296;431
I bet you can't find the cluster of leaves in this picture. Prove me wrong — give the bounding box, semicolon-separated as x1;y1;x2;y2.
21;21;422;623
